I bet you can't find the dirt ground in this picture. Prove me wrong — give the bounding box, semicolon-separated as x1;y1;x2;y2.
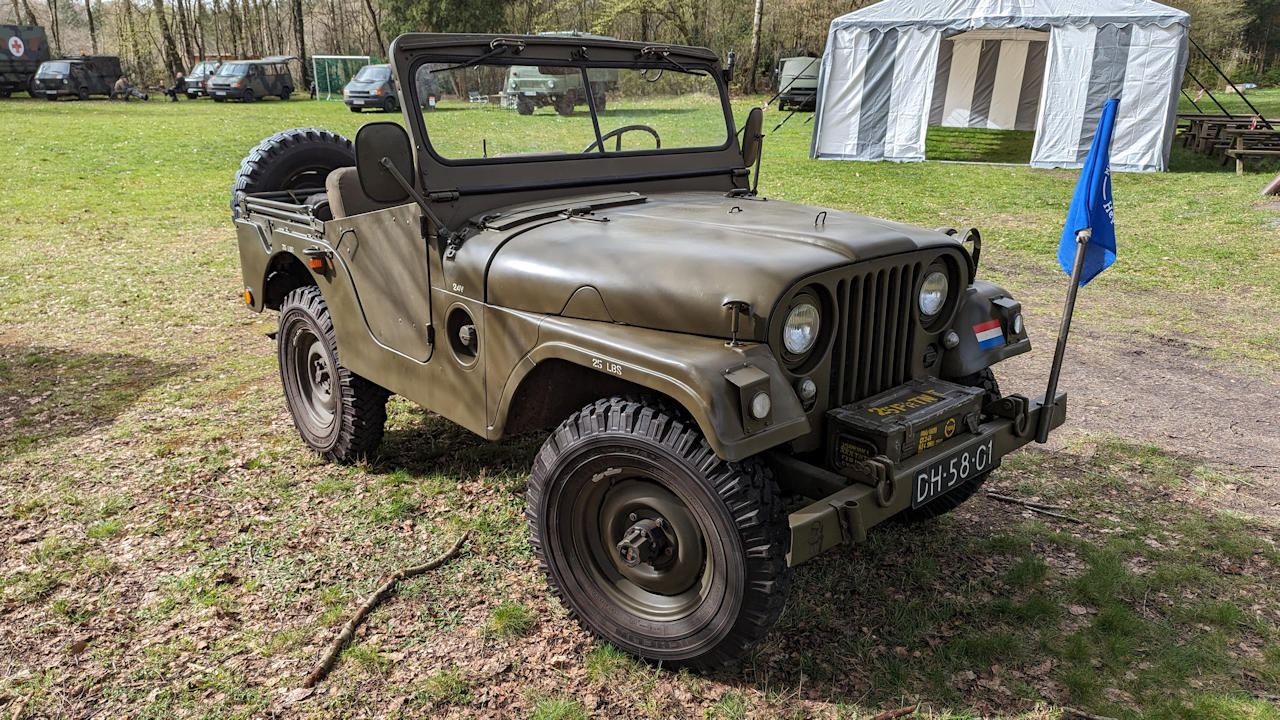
1000;311;1280;523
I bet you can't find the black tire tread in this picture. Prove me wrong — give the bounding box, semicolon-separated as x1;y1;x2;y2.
231;127;353;218
279;286;389;463
526;396;791;671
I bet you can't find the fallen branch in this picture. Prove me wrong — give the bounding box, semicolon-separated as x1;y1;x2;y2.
303;531;470;688
985;491;1069;511
871;704;918;720
986;491;1082;524
1061;707;1118;720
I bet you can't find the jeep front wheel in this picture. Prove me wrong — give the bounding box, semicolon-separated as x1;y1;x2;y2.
527;398;791;670
278;287;389;463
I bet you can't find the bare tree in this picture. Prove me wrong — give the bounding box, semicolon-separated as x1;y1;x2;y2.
85;0;98;52
743;0;763;92
291;0;308;91
151;0;183;75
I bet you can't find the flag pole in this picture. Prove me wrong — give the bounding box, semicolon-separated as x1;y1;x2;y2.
1037;228;1090;443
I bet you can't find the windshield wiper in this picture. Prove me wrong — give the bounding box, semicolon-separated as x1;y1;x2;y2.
430;38;526;75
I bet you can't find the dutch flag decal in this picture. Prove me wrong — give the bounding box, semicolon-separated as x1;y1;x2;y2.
973;319;1004;350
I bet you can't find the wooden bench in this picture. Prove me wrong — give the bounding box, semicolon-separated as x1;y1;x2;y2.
1221;128;1280;174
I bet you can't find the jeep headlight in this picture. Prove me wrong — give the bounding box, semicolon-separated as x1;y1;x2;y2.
783;302;820;356
919;271;948;317
546;79;556;89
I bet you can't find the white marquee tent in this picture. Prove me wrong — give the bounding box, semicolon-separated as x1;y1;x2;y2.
810;0;1190;172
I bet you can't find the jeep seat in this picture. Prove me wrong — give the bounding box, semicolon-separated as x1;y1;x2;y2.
325;167;399;219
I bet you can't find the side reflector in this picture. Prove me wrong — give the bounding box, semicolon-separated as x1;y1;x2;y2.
243;289;253;305
309;257;325;270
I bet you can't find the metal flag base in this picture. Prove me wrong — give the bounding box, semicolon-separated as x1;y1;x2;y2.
1036;228;1090;443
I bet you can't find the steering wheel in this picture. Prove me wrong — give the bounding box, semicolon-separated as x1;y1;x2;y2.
582;125;661;153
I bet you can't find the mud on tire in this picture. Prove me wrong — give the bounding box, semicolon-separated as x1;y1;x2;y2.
231;127;354;219
277;286;389;463
527;397;791;671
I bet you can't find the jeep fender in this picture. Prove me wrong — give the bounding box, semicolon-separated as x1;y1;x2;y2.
496;315;811;461
941;279;1032;378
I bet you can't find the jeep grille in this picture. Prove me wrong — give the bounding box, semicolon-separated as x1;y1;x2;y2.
829;262;922;405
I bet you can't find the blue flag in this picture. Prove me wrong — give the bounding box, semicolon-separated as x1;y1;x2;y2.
1059;98;1119;286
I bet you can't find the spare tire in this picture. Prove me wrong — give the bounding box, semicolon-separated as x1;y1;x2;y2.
231;127;354;219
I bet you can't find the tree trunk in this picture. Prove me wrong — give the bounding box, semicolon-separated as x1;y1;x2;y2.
291;0;308;92
743;0;763;93
85;0;98;52
361;0;384;57
175;0;194;65
44;0;59;53
152;0;184;76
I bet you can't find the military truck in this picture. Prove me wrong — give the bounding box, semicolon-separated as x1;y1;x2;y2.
507;31;617;115
776;55;819;111
33;55;121;100
0;25;49;97
208;56;294;101
185;59;221;98
231;33;1067;670
343;63;399;113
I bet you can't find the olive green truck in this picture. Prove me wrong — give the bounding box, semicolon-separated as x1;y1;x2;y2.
231;33;1066;670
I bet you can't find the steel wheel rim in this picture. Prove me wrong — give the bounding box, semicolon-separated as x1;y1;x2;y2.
569;469;713;622
288;325;336;433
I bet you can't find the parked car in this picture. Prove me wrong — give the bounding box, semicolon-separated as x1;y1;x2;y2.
506;31;617;115
208;57;294;101
343;63;398;113
229;33;1065;671
776;55;819;111
0;24;50;97
32;55;121;100
185;59;221;98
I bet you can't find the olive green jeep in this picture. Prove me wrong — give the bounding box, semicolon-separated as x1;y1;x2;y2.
231;33;1066;670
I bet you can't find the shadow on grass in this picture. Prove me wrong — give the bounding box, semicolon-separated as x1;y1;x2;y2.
0;343;181;458
926;127;1036;164
713;439;1280;718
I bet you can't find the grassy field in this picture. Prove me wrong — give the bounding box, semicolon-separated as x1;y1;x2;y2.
1;94;1278;719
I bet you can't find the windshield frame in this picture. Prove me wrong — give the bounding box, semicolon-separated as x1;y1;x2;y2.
37;61;71;75
354;65;391;83
406;53;736;168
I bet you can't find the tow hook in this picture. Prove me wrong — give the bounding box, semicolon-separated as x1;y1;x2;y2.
987;394;1031;438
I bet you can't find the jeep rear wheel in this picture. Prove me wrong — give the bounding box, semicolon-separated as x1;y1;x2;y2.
516;95;534;115
553;93;574;116
527;398;791;670
231;127;354;219
278;287;389;463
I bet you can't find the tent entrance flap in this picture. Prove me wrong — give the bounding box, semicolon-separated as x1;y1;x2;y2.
928;29;1048;132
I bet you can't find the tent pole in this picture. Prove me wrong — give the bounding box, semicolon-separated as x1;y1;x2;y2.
1190;36;1273;130
1185;68;1233;118
1180;89;1202;113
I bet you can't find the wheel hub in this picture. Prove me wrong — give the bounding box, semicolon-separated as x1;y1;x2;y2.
616;515;675;569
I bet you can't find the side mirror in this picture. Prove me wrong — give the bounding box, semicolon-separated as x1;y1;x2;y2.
741;106;764;167
356;122;413;203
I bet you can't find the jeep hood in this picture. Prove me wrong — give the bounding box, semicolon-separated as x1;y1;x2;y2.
479;192;960;341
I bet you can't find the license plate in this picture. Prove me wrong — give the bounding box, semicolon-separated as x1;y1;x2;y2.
522;91;536;96
912;436;995;508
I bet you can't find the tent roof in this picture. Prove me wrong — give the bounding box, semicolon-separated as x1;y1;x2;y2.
831;0;1189;32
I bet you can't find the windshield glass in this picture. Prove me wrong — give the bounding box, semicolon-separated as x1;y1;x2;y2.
354;65;390;83
413;57;730;162
190;61;216;75
216;63;248;76
37;61;70;76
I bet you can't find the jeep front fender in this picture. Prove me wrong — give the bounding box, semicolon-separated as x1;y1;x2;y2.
499;315;811;461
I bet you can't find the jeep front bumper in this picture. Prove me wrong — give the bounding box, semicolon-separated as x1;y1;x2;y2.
780;390;1066;566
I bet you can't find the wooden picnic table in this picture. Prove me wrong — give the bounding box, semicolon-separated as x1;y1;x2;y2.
1181;116;1278;155
1221;128;1280;175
